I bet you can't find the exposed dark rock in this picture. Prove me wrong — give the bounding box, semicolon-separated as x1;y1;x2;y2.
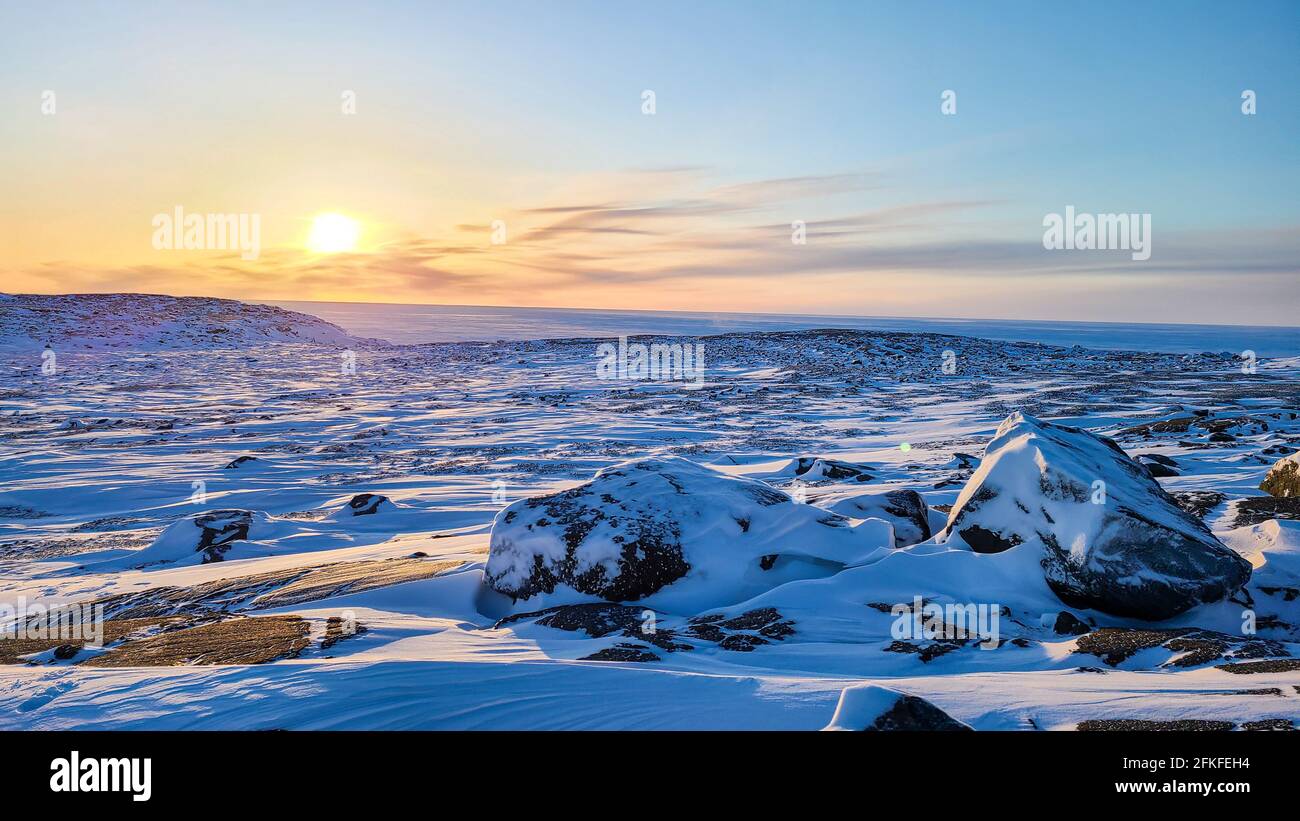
689;607;795;650
496;602;794;655
224;456;258;469
869;695;973;731
320;616;366;650
53;644;80;660
1162;633;1234;668
1074;628;1183;666
580;644;660;662
1171;490;1227;520
529;603;645;637
719;634;768;651
1136;453;1180;478
934;453;980;489
345;493;389;516
1078;719;1234;731
1231;496;1300;527
1053;611;1090;636
1258;585;1300;602
1242;718;1296;731
83;616;311;666
1075;627;1287;668
0;616;191;666
1119;417;1195;437
829;489;933;547
717;607;785;631
193;510;253;562
884;640;962;663
827;685;972;731
84;557;461;618
790;457;874;483
1216;659;1300;674
958;524;1021;554
1138;453;1178;468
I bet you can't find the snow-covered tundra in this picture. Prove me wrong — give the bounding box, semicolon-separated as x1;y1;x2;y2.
1;294;1298;730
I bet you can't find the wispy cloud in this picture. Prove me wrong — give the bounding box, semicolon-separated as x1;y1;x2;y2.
7;168;1297;320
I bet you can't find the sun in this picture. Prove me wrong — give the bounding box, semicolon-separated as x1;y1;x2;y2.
306;213;361;253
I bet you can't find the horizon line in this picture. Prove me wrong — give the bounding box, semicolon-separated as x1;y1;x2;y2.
258;296;1300;333
5;290;1298;333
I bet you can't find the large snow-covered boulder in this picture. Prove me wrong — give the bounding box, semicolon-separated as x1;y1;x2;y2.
826;489;934;547
823;685;971;731
1261;453;1300;498
485;456;892;611
937;412;1251;620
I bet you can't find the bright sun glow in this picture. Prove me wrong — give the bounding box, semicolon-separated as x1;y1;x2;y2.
306;213;361;253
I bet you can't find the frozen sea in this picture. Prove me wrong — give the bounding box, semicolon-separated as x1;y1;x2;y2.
269;300;1300;357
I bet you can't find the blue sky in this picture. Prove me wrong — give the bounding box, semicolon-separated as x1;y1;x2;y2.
1;0;1297;323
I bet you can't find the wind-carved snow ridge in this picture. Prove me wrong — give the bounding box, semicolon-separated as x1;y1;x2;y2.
0;292;368;351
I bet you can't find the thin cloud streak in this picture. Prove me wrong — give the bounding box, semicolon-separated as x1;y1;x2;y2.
7;169;1297;322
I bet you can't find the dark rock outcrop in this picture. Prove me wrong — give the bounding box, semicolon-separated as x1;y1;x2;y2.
828;489;933;546
824;685;972;731
1053;611;1091;636
193;510;253;563
1231;496;1300;527
1136;453;1179;477
494;602;796;655
1261;453;1300;498
345;493;389;516
786;457;874;483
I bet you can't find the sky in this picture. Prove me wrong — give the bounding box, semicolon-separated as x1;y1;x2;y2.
1;0;1297;324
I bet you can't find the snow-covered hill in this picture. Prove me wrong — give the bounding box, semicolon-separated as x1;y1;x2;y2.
0;292;365;351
